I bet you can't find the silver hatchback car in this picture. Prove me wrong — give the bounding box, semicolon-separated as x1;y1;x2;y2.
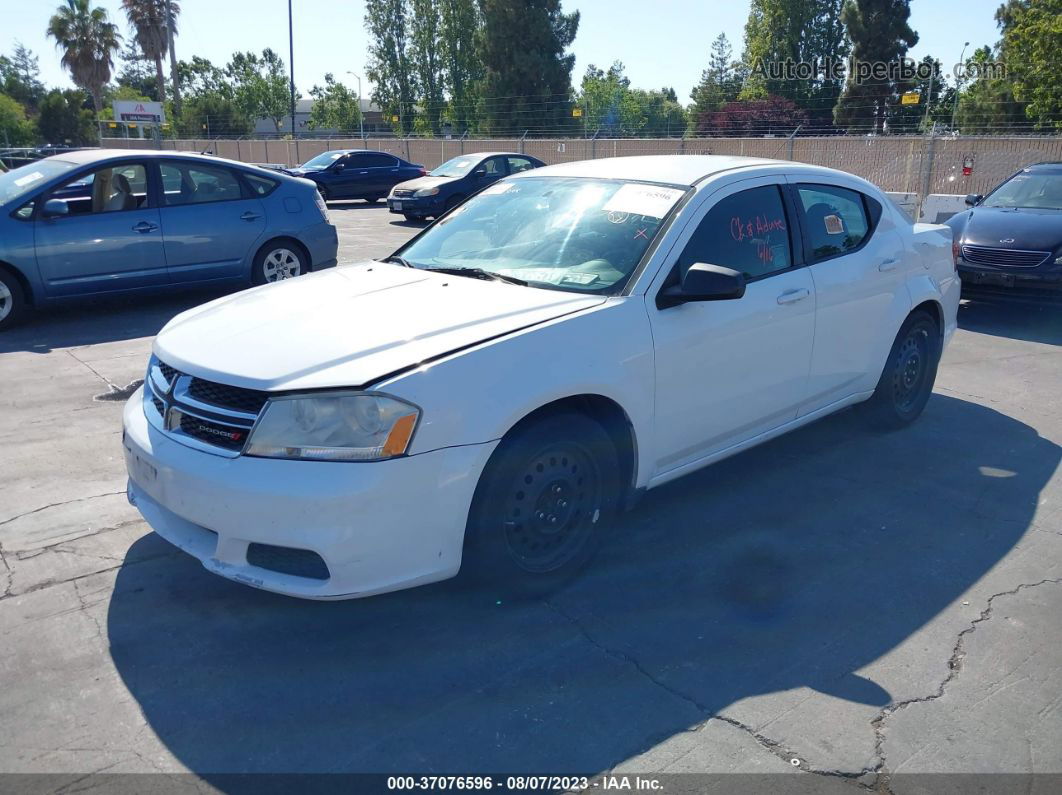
0;149;338;330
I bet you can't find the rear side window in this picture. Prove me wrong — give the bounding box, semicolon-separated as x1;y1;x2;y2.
161;162;245;205
796;184;870;260
243;172;279;196
679;185;792;280
353;153;398;168
507;156;536;173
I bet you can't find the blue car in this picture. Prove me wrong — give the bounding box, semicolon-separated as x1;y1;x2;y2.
386;151;545;221
284;149;425;203
0;149;338;330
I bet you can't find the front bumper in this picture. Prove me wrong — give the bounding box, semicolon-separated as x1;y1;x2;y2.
958;261;1062;294
387;195;443;216
123;388;496;599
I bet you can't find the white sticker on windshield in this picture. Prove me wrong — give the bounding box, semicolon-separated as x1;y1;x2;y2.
603;184;684;218
13;171;45;187
481;181;514;195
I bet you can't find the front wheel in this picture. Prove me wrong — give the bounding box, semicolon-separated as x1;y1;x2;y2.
463;412;621;597
317;185;330;202
861;311;941;430
252;242;307;285
403;213;425;223
0;268;29;331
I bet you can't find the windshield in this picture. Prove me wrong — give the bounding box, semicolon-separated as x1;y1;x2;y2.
982;171;1062;210
0;159;78;206
300;151;345;171
395;177;688;294
430;155;478;178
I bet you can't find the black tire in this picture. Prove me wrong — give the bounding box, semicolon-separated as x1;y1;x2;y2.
0;267;29;332
317;185;329;202
403;213;425;222
251;240;309;285
463;411;621;597
861;311;941;430
365;196;381;204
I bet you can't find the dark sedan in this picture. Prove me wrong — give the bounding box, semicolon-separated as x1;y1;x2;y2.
386;152;544;221
285;150;425;203
947;162;1062;296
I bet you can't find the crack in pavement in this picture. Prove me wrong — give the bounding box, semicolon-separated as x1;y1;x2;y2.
0;492;126;528
64;348;118;391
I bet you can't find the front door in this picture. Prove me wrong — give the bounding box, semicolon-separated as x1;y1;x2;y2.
648;178;817;476
34;161;167;297
156;160;266;283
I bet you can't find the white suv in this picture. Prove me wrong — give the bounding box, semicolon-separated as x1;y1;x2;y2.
123;155;959;599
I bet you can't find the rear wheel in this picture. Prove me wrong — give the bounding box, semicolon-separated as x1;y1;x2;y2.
365;196;381;204
0;268;29;332
861;311;941;429
252;241;308;285
317;185;329;202
464;412;621;597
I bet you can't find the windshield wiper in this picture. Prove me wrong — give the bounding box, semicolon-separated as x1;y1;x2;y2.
424;266;528;286
382;255;415;268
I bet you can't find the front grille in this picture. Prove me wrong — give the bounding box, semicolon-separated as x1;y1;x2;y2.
178;412;250;450
151;396;165;415
157;361;178;383
188;378;270;414
392;189;415;198
961;245;1051;268
246;543;330;580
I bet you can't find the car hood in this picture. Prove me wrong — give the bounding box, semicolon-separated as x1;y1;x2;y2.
954;206;1062;252
393;175;455;192
154;264;605;391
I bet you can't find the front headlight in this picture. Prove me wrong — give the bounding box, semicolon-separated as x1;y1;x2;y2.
413;187;440;198
245;393;419;461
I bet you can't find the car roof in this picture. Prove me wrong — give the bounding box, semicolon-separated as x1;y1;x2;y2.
41;148;262;168
509;155;793;187
449;151;537;160
1021;162;1062;174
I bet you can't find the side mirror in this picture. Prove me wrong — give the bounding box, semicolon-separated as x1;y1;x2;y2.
658;263;746;309
333;162;346;172
41;198;69;218
964;193;983;207
472;168;487;178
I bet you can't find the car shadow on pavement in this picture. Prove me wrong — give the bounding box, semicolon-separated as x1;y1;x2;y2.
107;394;1059;777
0;289;230;355
959;296;1062;346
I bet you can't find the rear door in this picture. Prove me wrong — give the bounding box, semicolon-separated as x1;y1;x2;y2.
355;152;404;197
788;180;906;412
33;160;167;296
156;160;266;284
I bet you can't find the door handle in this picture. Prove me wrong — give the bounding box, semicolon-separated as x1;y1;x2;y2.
240;211;262;221
357;170;369;175
878;257;899;272
132;221;158;233
777;288;810;305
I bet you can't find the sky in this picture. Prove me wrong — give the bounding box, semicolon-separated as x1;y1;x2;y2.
4;0;1003;104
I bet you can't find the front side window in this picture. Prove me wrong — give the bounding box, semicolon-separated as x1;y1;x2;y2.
796;184;869;260
480;157;505;176
679;185;792;280
396;177;688;294
160;163;244;205
49;163;148;215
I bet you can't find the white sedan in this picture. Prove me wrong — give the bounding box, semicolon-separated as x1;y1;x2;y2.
123;155;959;599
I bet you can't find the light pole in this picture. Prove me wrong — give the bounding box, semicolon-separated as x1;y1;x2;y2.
951;41;970;132
346;71;365;140
288;0;296;138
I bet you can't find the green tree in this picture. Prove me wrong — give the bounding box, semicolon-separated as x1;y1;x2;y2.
478;0;579;136
121;0;179;104
410;0;445;134
177;55;228;98
115;39;158;99
954;45;1026;133
307;73;362;133
690;33;738;123
177;91;251;137
994;0;1062;131
365;0;417;134
36;88;97;144
833;0;918;133
579;62;643;136
46;0;122;116
439;0;482;133
0;43;46;110
0;93;37;146
226;48;293;132
888;55;952;133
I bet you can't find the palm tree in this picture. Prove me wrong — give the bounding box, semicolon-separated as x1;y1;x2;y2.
121;0;179;104
47;0;121;117
165;0;181;117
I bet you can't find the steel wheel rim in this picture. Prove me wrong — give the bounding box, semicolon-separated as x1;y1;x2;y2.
0;281;12;323
262;248;301;282
501;441;602;574
893;328;929;412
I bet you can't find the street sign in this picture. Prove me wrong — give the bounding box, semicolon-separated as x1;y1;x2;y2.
572;107;583;118
901;92;920;106
112;100;165;124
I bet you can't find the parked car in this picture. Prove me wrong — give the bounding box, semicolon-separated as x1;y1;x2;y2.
387;151;545;221
0;149;337;331
285;149;425;203
123;155;959;600
947;162;1062;296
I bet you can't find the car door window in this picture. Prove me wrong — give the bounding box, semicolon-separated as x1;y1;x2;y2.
243;173;278;196
481;157;505;176
679;185;792;280
160;162;244;206
796;184;870;261
49;163;149;215
355;153;398;169
506;156;535;173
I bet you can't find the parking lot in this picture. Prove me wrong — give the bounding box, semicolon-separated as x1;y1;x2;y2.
1;200;1061;788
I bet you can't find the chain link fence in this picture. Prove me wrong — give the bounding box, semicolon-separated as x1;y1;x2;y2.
101;135;1062;198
